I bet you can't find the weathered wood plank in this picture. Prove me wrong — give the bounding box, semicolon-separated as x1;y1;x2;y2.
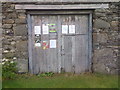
15;4;109;10
76;15;88;34
88;13;92;72
64;36;72;72
2;0;120;3
48;15;58;73
61;15;69;72
75;35;88;73
41;16;49;72
34;16;41;74
27;14;33;74
28;10;93;15
57;15;62;73
31;16;37;74
37;16;43;73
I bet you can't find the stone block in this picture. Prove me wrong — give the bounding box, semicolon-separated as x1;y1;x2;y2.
2;24;12;29
16;10;26;13
93;33;108;43
5;29;14;36
93;63;107;74
13;25;27;36
111;21;118;27
3;52;15;59
18;13;26;19
3;19;14;24
16;51;28;59
16;41;28;52
95;13;106;17
17;59;28;73
7;13;17;19
15;18;26;24
2;38;11;45
94;19;110;29
97;33;108;43
93;48;117;74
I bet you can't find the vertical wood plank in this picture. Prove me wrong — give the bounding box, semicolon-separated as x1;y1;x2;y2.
31;15;37;74
57;15;62;73
76;15;88;34
27;14;33;74
34;16;40;74
72;36;76;73
64;36;72;72
69;15;76;73
37;15;43;73
48;15;58;73
61;15;69;72
41;15;49;72
75;35;88;73
88;13;92;72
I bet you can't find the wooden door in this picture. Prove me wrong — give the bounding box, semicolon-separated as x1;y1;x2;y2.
60;15;89;73
31;15;59;74
30;14;90;74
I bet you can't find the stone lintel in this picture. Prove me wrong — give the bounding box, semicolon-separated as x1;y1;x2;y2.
15;4;109;10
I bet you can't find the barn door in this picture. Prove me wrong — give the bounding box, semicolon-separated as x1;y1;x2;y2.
29;14;90;74
60;15;89;73
31;15;59;74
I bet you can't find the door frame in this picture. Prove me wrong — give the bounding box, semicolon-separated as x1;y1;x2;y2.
27;10;93;74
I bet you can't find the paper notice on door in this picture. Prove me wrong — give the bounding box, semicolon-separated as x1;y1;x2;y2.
35;43;41;47
34;26;41;35
69;25;75;34
50;40;57;48
62;25;68;34
42;24;49;34
42;41;49;49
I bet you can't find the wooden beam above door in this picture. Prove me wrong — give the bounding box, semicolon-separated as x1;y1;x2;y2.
15;4;109;10
2;0;120;3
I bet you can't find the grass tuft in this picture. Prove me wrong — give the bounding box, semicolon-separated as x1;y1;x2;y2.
2;73;119;88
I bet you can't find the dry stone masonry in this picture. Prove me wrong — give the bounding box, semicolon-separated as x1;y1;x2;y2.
93;3;119;74
2;3;28;72
1;1;120;74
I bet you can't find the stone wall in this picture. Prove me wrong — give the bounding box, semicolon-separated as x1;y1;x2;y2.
92;3;119;74
0;2;2;64
2;3;28;72
1;2;119;74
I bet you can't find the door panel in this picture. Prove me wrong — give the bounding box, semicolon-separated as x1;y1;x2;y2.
31;14;89;74
75;35;88;73
62;36;73;72
75;15;88;34
48;16;58;72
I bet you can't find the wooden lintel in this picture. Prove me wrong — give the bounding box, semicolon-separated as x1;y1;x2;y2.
15;4;109;10
1;0;120;3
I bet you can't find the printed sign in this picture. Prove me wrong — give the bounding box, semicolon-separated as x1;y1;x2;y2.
69;25;75;34
35;43;41;47
50;40;57;48
34;26;41;35
62;25;68;34
48;24;56;33
42;24;49;34
42;41;49;49
35;39;41;47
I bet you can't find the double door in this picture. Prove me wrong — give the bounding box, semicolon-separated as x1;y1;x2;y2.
29;14;90;74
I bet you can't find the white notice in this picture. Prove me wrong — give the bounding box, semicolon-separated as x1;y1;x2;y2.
35;43;41;47
50;40;56;48
42;24;49;34
34;26;41;35
62;25;68;34
69;25;75;34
